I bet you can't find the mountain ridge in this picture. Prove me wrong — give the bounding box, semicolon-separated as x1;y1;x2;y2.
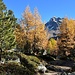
45;17;63;38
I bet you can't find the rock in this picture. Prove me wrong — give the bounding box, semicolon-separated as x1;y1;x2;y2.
46;65;72;72
43;50;47;55
0;58;5;64
14;58;20;63
44;72;60;75
46;65;56;71
38;64;47;73
0;61;4;64
68;72;75;75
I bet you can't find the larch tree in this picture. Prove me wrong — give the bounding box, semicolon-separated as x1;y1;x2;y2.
33;8;48;53
22;6;35;53
58;18;75;56
47;38;58;55
21;6;48;54
15;24;26;50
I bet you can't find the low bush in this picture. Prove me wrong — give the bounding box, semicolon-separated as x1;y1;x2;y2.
16;52;40;73
0;62;34;75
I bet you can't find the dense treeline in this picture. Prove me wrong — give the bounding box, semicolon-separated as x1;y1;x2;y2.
0;0;75;57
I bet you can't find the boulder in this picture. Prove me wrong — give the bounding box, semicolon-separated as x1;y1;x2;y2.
38;64;47;73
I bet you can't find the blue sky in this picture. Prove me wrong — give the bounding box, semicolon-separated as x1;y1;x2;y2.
3;0;75;22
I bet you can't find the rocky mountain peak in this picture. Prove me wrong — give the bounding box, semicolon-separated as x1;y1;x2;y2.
45;17;63;38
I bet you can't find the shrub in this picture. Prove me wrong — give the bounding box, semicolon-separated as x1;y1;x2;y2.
0;62;34;75
16;52;40;73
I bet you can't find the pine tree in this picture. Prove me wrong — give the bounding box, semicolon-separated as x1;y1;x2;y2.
0;0;17;50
